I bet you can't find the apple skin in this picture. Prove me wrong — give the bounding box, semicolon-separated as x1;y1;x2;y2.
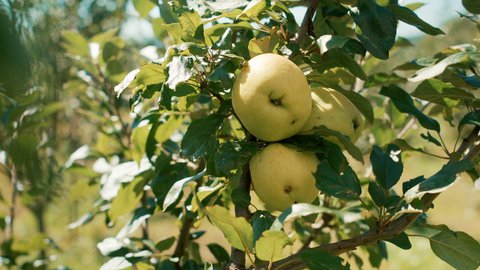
300;87;364;143
250;143;319;211
232;53;312;142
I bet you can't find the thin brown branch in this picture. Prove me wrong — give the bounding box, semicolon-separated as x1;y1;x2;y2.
7;164;18;241
226;158;253;270
271;126;480;270
294;0;320;45
173;215;194;269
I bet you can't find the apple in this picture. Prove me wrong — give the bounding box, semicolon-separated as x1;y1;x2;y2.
232;53;312;142
300;87;364;143
249;143;319;211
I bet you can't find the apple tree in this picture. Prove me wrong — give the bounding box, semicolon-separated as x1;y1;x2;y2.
65;0;480;269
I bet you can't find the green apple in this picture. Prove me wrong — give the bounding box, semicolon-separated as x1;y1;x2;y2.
232;53;312;142
250;143;319;211
300;87;364;143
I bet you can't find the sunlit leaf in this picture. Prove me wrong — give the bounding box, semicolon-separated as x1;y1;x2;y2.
255;230;292;262
205;205;254;252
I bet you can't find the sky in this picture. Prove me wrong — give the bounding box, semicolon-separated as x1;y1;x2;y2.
120;0;468;46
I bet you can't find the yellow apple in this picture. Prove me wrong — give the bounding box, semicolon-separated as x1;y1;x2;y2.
249;143;319;211
300;87;364;143
232;53;312;142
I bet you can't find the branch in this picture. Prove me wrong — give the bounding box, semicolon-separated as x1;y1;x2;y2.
226;160;253;270
272;126;480;270
173;214;194;269
294;0;320;45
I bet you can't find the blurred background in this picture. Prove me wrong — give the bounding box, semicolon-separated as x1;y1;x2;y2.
0;0;479;269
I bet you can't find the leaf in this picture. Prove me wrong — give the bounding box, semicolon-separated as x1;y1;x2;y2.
463;0;480;14
390;5;444;36
386;232;412;250
252;211;275;242
334;88;374;124
181;114;224;160
405;160;473;201
100;257;132;270
370;144;403;189
205;205;254;252
206;0;249;12
315;160;362;200
380;85;440;132
207;243;230;263
255;230;292;262
64;145;90;168
368;182;387;207
409;52;470;82
312;125;364;163
412;79;474;107
131;123;151;164
420;132;442;147
155;237;176;252
166;56;195;89
317;48;367;80
231;187;251;208
430;230;480;270
237;0;266;19
179;11;204;42
248;36;278;58
108;176;148;222
213;141;257;176
132;0;155;17
162;168;206;210
61;30;89;56
402;175;425;194
458;111;480;131
316;35;366;56
353;0;397;59
299;249;350;270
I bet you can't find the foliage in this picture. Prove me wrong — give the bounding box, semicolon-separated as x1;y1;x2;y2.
1;0;480;270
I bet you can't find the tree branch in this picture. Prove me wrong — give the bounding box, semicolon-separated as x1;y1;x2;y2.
272;126;480;270
173;214;194;269
226;160;253;270
294;0;320;45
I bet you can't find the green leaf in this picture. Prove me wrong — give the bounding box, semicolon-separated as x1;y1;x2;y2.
61;30;89;56
166;56;195;89
316;35;366;56
162;168;206;210
334;88;374;124
252;211;275;242
181;114;224;160
131;63;166;94
205;205;254;252
402;175;425;194
317;48;367;80
409;52;470;82
207;243;230;263
386;232;412;250
108;176;147;222
430;230;480;270
405;160;473;201
299;249;350;270
255;230;292;262
155;237;176;252
132;0;155;17
231;187;251;208
312;125;364;163
274;204;337;229
380;85;440;132
248;36;279;58
237;0;266;19
131;123;151;165
420;132;442;147
159;2;179;23
392;138;428;156
463;0;480;14
368;182;387;207
458;111;480;131
370;144;403;189
315;160;362;200
213;141;257;176
390;5;444;35
412;79;474;107
354;0;397;59
179;11;204;42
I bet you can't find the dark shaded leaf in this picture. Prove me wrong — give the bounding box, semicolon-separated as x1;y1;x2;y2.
315;160;361;200
390;5;444;35
458;111;480;131
370;144;403;189
155;237;176;252
207;243;230;263
412;79;474;107
354;0;397;59
317;48;367;80
386;232;412;250
312;125;364;163
368;182;387;207
213;141;257;176
430;230;480;270
299;249;350;270
463;0;480;14
380;85;440;132
181;114;224;160
402;175;425;194
251;211;275;242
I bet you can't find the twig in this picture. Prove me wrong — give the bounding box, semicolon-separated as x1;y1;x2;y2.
271;126;480;270
226;157;253;270
7;164;18;241
173;215;194;269
294;0;320;45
